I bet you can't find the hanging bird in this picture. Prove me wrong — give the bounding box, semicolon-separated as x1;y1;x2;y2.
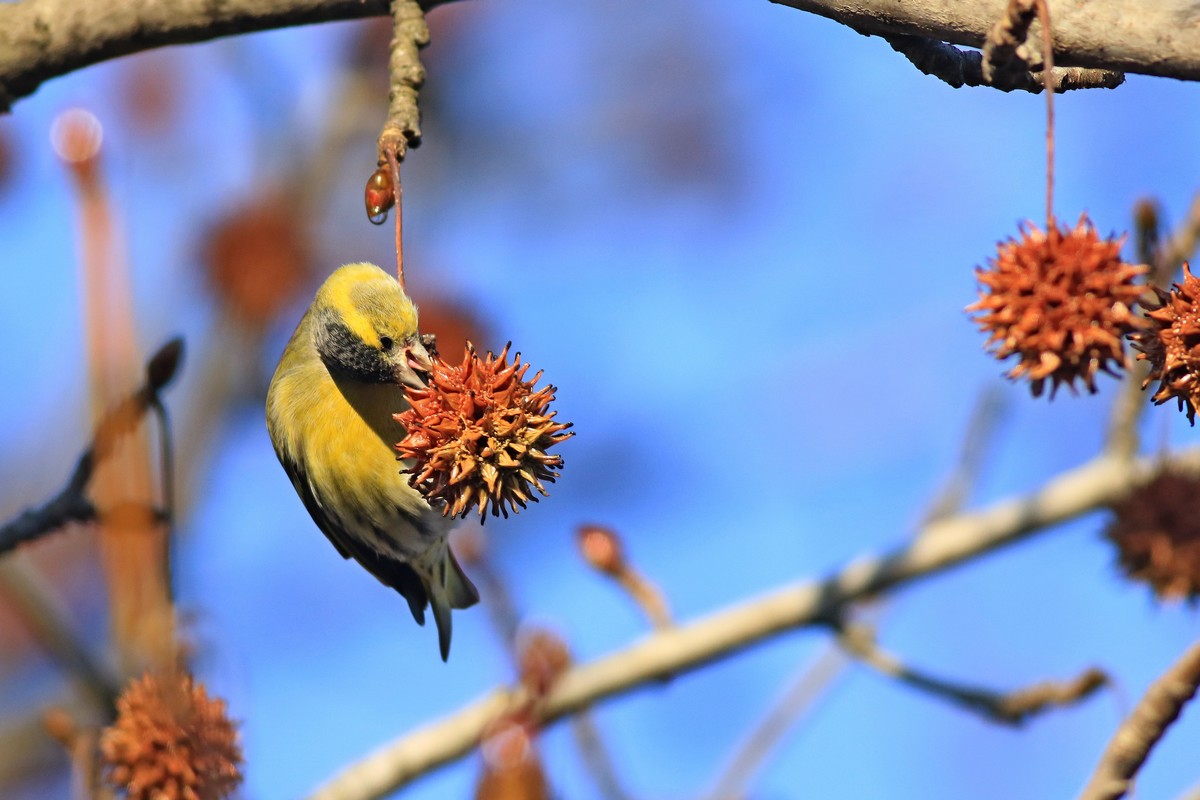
266;262;479;660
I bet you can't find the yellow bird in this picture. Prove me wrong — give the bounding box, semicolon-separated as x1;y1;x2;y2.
266;262;479;660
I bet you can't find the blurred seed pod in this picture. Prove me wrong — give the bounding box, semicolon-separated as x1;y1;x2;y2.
516;625;570;697
203;191;310;328
475;716;550;800
100;671;242;800
1106;469;1200;601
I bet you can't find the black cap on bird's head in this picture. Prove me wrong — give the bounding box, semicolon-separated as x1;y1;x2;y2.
312;263;433;388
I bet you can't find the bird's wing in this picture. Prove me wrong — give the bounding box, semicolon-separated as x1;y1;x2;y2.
273;442;432;626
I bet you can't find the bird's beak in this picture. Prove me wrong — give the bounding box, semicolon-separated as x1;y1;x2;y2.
395;339;433;389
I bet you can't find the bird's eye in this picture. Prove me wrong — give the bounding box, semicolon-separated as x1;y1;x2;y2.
380;336;394;352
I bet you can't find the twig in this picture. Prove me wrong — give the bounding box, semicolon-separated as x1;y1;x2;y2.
836;621;1107;725
308;448;1200;800
706;387;1007;799
920;386;1007;526
1078;640;1200;800
465;532;635;800
376;0;428;165
705;645;850;800
0;338;184;558
883;33;1123;93
0;560;122;708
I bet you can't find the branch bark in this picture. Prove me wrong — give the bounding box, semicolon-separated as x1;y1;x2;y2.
1078;640;1200;800
308;448;1200;800
771;0;1200;83
0;0;443;113
2;0;1200;114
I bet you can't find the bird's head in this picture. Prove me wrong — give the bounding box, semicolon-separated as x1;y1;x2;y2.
311;263;433;388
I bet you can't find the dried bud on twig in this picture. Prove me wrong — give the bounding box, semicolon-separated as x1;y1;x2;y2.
1106;470;1200;601
968;216;1147;397
578;524;625;576
396;343;574;521
1131;264;1200;423
100;671;242;800
577;523;672;628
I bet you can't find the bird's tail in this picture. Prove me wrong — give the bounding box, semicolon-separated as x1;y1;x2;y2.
427;545;480;661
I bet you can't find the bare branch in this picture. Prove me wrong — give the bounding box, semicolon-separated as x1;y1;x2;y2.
0;0;449;113
1104;189;1200;460
309;448;1200;800
772;0;1200;84
1079;640;1200;800
0;0;1197;114
705;646;850;800
837;621;1108;725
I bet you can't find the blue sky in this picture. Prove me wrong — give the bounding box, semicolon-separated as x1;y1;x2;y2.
2;0;1200;797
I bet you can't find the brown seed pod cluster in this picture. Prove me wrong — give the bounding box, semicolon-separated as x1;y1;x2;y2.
100;671;242;800
395;343;574;520
1105;470;1200;602
1131;263;1200;424
968;216;1147;397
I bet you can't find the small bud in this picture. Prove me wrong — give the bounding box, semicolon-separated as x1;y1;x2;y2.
146;338;184;392
578;524;625;576
364;165;395;224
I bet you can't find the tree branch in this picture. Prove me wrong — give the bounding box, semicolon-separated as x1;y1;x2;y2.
772;0;1200;84
0;0;447;113
836;620;1108;725
308;448;1200;800
1078;640;1200;800
1;0;1199;114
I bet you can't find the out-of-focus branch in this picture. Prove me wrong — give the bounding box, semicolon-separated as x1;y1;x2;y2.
0;338;182;558
705;646;850;800
1078;640;1200;800
309;448;1200;800
707;387;1007;799
458;530;634;800
837;621;1107;724
1105;190;1200;460
0;561;122;709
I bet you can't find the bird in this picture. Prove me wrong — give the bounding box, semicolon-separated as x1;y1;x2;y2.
266;262;479;660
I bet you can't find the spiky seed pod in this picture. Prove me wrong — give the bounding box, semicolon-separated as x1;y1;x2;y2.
1131;263;1200;424
396;343;574;521
1105;470;1200;602
100;672;242;800
967;215;1147;397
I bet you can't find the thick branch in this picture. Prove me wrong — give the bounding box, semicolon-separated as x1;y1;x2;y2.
3;0;1200;113
309;448;1200;800
772;0;1200;83
0;0;444;113
1078;640;1200;800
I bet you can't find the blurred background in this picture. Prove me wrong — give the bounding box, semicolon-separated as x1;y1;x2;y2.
1;0;1199;797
